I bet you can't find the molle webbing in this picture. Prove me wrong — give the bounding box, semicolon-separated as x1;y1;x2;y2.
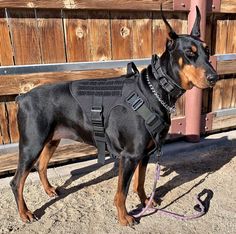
75;79;124;97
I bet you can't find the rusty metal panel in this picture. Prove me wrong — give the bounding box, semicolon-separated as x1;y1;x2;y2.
212;0;221;12
169;117;186;136
173;0;190;11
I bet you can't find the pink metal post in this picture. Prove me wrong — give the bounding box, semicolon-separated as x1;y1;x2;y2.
185;0;207;142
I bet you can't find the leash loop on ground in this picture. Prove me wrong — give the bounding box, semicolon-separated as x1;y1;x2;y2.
131;157;206;220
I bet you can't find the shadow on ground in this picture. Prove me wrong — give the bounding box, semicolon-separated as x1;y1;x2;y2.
34;136;236;220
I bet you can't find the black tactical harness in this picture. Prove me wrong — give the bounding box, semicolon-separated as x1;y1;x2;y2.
69;55;184;164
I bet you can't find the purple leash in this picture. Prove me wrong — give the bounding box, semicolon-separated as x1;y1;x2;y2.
132;162;206;220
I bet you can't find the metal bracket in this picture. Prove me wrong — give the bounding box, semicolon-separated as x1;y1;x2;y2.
211;0;221;12
173;0;190;11
201;112;215;133
169;117;186;136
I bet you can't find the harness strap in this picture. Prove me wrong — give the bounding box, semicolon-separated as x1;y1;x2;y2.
126;92;166;146
91;96;106;165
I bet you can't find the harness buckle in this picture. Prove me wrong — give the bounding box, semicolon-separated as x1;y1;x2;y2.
126;92;144;111
91;106;102;113
160;77;174;93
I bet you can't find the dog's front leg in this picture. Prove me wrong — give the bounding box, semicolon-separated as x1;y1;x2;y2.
114;156;138;226
133;155;157;208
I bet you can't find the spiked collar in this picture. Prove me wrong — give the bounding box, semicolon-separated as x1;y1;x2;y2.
151;54;186;99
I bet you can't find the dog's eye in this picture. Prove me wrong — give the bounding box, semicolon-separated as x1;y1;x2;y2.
185;49;195;57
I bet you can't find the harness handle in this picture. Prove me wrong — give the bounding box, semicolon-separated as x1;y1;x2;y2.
126;62;139;77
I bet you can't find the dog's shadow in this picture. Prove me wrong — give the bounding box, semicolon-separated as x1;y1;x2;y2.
153;136;236;208
34;136;236;220
34;158;118;219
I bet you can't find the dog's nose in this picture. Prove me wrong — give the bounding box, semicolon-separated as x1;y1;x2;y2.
207;74;218;86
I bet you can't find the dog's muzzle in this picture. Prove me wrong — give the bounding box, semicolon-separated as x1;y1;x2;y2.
207;74;218;86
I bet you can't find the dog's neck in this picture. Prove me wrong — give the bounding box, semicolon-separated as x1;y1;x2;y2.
138;54;186;116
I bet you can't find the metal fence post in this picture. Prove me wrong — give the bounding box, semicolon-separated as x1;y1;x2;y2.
185;0;207;142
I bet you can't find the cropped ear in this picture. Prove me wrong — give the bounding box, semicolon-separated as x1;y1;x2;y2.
160;4;178;40
190;6;201;38
166;38;175;50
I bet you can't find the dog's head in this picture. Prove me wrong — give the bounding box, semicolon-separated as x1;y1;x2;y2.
161;6;218;90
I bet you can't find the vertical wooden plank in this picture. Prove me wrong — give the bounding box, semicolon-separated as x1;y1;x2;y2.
37;10;66;63
0;103;10;144
231;77;236;108
225;16;236;110
0;9;14;66
7;9;41;65
132;12;152;58
88;11;111;61
63;10;90;62
212;79;224;111
221;78;234;109
169;13;188;34
226;16;236;53
6;102;19;143
153;12;167;56
110;11;133;59
214;15;228;54
212;15;228;111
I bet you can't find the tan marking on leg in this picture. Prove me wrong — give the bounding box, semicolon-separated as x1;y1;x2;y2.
133;162;147;204
37;140;60;197
114;159;135;226
133;161;157;207
17;172;35;222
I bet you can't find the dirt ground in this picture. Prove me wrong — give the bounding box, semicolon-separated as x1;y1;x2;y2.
0;140;236;234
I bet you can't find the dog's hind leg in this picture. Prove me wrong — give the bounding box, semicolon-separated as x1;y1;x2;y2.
10;104;50;222
114;156;138;226
10;139;46;222
36;140;60;197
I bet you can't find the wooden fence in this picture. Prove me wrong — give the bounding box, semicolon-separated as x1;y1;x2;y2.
0;0;235;174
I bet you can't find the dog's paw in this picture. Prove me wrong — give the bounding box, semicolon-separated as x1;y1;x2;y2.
144;198;158;208
119;214;138;226
20;210;38;223
45;186;58;197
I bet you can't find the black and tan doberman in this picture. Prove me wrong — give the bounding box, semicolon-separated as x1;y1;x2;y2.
10;7;218;226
